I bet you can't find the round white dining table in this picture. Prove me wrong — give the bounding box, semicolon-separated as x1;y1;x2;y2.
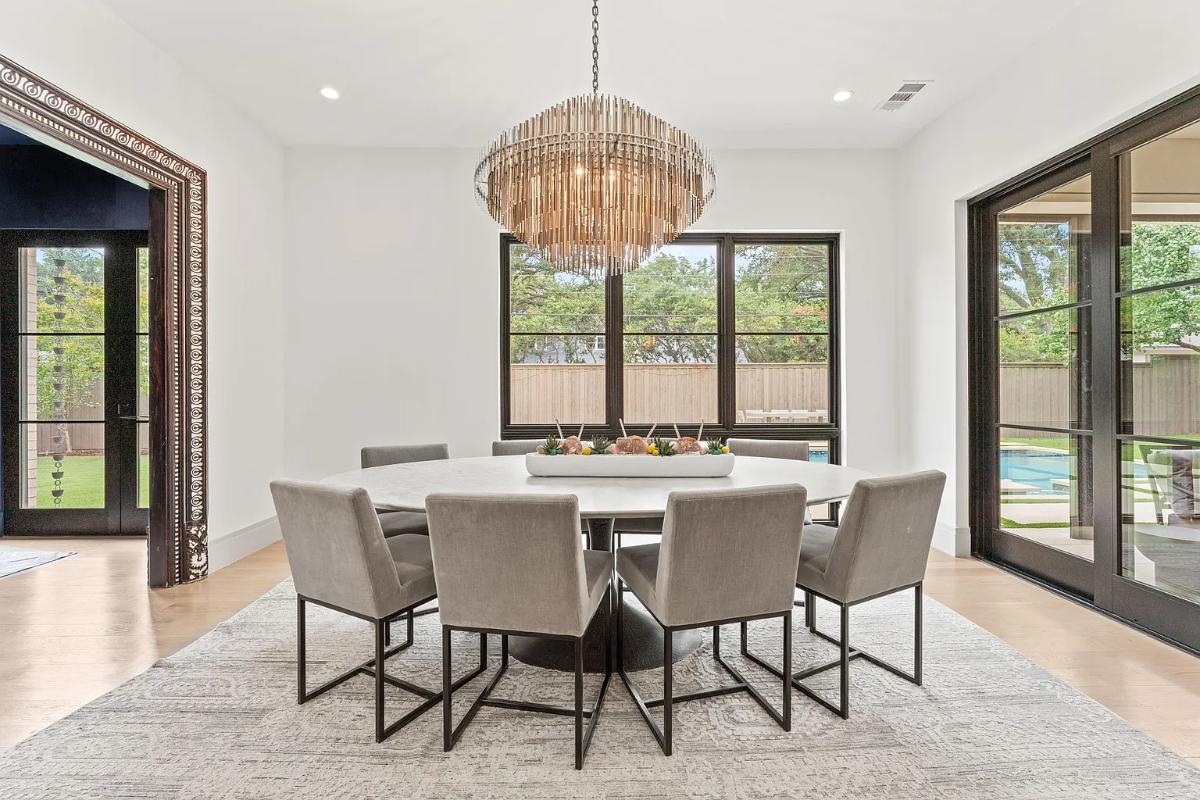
322;454;873;672
322;454;872;518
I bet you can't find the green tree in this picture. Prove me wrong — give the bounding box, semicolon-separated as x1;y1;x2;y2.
33;248;105;423
1123;222;1200;353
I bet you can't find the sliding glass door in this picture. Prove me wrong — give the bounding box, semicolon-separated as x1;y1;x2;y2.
971;91;1200;651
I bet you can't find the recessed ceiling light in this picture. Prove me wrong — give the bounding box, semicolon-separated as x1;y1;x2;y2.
319;86;340;101
832;90;854;103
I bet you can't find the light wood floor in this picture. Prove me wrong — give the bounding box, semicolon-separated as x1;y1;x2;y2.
1;538;1198;769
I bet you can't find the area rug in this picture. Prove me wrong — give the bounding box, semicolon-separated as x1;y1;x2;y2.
0;581;1197;800
0;546;72;580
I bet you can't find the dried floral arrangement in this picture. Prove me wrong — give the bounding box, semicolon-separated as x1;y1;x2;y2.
534;420;729;457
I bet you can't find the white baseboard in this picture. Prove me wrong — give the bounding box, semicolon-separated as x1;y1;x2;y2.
207;516;281;574
931;522;971;558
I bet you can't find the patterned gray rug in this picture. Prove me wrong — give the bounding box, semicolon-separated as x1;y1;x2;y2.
1;580;1197;799
0;546;72;580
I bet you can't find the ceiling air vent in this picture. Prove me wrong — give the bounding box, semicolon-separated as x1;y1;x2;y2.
876;80;931;112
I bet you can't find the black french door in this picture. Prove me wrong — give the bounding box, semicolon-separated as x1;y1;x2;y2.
0;230;149;535
970;89;1200;652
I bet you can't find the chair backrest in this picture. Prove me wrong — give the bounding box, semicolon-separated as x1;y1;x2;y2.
361;442;449;469
822;470;947;603
269;479;406;619
727;438;809;461
656;484;808;627
491;439;542;456
426;493;590;636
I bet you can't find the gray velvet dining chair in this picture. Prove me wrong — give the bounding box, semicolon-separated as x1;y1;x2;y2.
741;470;946;719
360;442;450;537
426;493;613;770
490;439;542;456
726;437;810;461
615;484;808;756
269;479;485;743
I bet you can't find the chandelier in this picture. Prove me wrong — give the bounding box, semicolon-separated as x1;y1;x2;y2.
474;0;715;276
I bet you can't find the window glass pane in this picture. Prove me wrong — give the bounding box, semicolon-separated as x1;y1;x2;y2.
19;246;105;333
997;174;1091;314
623;334;717;423
138;422;150;508
1121;439;1200;603
1120;119;1200;291
624;244;717;333
734;243;829;333
735;335;828;424
998;307;1090;430
21;335;105;421
137;335;149;418
998;428;1094;561
1120;286;1200;438
137;247;149;333
509;244;604;334
509;335;604;424
20;422;105;509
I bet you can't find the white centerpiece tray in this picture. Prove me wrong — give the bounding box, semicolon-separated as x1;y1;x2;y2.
525;453;735;478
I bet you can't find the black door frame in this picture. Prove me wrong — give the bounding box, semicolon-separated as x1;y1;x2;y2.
968;84;1200;654
0;229;149;535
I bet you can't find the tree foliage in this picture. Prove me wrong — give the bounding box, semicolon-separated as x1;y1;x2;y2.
508;243;831;365
998;221;1200;364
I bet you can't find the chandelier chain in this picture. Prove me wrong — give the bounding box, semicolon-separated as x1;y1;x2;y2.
591;0;599;93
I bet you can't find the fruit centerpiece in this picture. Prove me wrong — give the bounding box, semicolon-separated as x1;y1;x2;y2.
525;420;734;478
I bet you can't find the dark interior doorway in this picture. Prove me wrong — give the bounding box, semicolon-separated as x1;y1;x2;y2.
0;125;150;535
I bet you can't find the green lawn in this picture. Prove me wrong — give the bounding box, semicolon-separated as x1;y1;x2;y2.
34;454;149;508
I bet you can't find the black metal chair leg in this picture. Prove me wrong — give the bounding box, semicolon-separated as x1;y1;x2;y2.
739;620;748;656
574;638;584;770
297;596;306;704
783;610;792;731
914;583;923;685
663;628;673;757
374;619;387;742
442;625;452;752
838;603;850;719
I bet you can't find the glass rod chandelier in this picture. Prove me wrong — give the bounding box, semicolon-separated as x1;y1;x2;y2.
474;0;715;276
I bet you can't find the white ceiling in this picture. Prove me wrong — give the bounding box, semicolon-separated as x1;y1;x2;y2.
99;0;1089;149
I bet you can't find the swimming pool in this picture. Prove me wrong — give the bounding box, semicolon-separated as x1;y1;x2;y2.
1000;448;1071;493
1001;447;1148;493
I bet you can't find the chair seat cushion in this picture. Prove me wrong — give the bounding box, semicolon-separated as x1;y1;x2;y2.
583;551;615;621
385;534;437;609
795;523;838;599
616;543;664;622
377;510;429;537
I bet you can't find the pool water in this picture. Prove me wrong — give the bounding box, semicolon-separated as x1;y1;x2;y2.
1001;449;1071;492
1001;447;1147;493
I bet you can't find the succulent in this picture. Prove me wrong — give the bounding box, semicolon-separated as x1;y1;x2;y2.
539;435;562;455
707;439;725;455
650;437;676;457
590;434;612;454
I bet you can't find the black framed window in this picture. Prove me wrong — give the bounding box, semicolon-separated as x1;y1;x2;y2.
500;232;840;462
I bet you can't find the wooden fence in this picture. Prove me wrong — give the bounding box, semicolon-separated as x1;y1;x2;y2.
511;363;828;424
1000;357;1200;437
512;357;1200;435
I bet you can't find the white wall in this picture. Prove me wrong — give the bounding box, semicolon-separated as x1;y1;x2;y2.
1;0;288;569
284;147;902;479
895;0;1200;552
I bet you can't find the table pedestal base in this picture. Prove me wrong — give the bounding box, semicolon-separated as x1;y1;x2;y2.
508;518;703;673
508;597;703;673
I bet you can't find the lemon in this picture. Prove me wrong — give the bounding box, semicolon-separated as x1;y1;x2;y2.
647;446;659;455
721;445;730;454
582;447;592;455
